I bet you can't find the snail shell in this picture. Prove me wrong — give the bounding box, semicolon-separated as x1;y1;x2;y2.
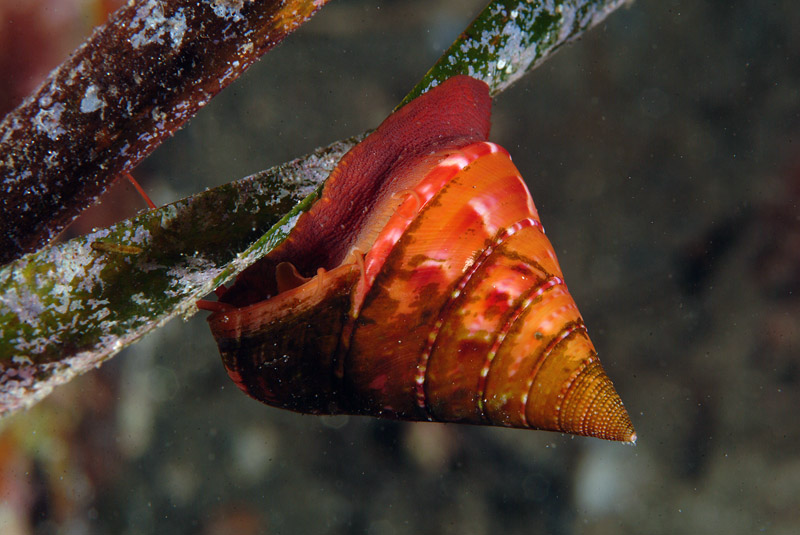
204;76;636;443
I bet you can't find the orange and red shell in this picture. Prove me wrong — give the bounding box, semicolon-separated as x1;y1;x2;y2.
204;76;636;443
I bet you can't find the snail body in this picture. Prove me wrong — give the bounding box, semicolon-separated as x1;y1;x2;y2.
204;76;636;443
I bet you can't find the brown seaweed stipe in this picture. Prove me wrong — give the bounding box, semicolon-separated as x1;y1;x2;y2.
0;0;335;264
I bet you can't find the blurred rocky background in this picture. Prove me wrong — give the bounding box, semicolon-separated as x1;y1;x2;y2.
1;0;799;533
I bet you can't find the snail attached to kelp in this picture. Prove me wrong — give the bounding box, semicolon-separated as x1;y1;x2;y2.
199;76;636;443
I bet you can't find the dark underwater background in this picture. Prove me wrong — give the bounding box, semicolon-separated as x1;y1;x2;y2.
1;1;798;533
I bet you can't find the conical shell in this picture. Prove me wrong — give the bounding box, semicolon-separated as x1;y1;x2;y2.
207;142;635;443
342;143;635;442
205;76;635;443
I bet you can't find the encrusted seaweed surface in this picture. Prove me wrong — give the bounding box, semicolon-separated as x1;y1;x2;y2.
402;0;628;105
0;139;356;416
0;0;332;263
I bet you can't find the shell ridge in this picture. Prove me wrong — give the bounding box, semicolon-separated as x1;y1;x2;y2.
412;222;501;417
352;149;479;317
414;216;543;420
376;142;507;417
477;274;563;424
519;320;585;427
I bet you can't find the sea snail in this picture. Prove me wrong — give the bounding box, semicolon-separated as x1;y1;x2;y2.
201;76;636;443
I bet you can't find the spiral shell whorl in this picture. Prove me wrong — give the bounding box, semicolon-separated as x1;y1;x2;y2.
343;143;635;441
207;77;636;442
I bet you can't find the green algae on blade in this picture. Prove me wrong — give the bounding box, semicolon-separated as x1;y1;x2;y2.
0;139;357;417
401;0;630;106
